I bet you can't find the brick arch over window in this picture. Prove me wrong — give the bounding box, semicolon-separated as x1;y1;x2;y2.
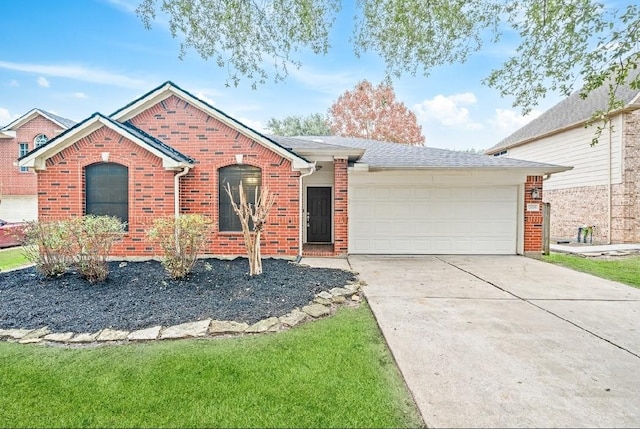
218;164;261;232
85;162;129;226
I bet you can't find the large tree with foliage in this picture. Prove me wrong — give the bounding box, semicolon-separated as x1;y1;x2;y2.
136;0;639;115
266;113;331;136
328;79;425;145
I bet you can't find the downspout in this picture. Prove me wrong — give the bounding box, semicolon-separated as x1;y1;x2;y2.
174;166;191;217
174;166;191;252
298;163;317;260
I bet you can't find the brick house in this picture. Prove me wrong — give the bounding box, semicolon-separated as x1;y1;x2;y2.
0;109;75;221
18;82;568;257
486;76;640;244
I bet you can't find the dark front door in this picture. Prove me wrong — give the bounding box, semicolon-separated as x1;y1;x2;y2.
307;187;332;243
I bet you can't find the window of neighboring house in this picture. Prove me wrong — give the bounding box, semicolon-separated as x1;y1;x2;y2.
218;165;261;232
19;143;29;172
493;150;508;157
85;163;129;228
34;134;48;147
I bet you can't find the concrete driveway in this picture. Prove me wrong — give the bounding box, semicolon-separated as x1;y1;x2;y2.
349;255;640;428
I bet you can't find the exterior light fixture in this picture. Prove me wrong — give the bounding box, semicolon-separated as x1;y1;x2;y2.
530;187;541;200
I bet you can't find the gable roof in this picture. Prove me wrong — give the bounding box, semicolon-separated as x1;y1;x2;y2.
18;113;194;170
110;81;311;171
293;136;570;174
487;71;640;154
1;108;77;131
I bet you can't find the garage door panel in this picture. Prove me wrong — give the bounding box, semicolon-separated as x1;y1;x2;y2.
349;185;517;254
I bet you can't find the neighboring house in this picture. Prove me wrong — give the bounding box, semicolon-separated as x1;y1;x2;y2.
0;109;76;221
18;81;568;258
486;77;640;244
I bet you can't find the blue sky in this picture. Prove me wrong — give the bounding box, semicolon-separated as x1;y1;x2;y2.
0;0;563;151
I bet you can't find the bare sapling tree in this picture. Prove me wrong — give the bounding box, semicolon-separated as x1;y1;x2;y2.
224;182;276;276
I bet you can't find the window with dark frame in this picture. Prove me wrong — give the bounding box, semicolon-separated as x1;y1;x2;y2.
218;165;261;232
18;143;29;172
85;163;128;228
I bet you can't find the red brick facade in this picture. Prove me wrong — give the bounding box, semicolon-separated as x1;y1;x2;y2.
19;84;547;258
36;96;303;257
333;158;348;255
524;175;544;254
0;115;64;196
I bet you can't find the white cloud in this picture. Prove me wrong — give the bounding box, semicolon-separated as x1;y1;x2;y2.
37;76;50;87
0;61;148;89
237;117;266;133
73;92;88;99
414;93;483;129
491;108;541;133
0;107;19;125
194;91;215;106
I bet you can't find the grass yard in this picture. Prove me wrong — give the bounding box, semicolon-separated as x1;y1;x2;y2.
0;247;30;271
544;253;640;288
0;305;423;428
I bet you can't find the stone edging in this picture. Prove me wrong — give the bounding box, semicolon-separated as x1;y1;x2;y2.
0;282;365;347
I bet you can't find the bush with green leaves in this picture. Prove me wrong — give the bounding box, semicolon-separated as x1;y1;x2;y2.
66;215;126;283
148;214;212;279
21;220;73;277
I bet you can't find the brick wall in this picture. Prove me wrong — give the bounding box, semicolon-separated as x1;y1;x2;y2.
524;175;544;253
333;158;348;255
38;98;302;257
0;115;64;196
128;95;300;257
544;185;609;242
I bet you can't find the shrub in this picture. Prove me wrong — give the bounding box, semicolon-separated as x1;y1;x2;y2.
67;215;126;283
21;220;73;277
148;214;212;279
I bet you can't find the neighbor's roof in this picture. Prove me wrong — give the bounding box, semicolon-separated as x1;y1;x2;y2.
1;108;77;131
293;136;570;174
487;71;640;154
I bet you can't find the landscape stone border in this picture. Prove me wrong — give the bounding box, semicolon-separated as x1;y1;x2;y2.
0;281;365;347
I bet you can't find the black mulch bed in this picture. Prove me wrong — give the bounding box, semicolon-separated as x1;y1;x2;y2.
0;258;356;333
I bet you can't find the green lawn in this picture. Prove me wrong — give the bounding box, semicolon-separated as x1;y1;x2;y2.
0;305;423;428
544;253;640;288
0;247;30;271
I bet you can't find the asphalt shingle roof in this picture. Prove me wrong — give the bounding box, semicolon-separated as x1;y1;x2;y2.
290;136;567;171
39;109;77;129
487;70;640;153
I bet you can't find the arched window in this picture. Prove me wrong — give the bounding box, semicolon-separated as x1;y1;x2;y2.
219;165;261;232
85;163;128;226
34;134;48;147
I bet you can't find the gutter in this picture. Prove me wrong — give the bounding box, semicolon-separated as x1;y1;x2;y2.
298;163;317;258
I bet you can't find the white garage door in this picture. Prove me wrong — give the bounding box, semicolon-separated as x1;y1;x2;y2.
0;195;37;222
349;185;518;254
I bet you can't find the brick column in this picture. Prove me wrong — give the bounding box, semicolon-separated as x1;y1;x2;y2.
333;158;348;256
524;175;544;256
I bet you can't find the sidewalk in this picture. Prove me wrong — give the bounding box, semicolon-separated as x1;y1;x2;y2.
550;242;640;256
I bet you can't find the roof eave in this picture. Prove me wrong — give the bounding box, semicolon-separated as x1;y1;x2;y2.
18;115;195;170
292;147;365;161
363;165;573;175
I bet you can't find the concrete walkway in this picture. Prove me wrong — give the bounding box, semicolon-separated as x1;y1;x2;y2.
550;242;640;256
349;255;640;428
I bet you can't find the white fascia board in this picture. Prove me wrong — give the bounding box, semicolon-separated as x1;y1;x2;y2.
19;116;188;170
0;130;16;138
111;83;311;171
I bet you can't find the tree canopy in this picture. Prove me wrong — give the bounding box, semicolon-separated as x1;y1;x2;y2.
265;113;331;136
136;0;639;113
328;79;425;145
